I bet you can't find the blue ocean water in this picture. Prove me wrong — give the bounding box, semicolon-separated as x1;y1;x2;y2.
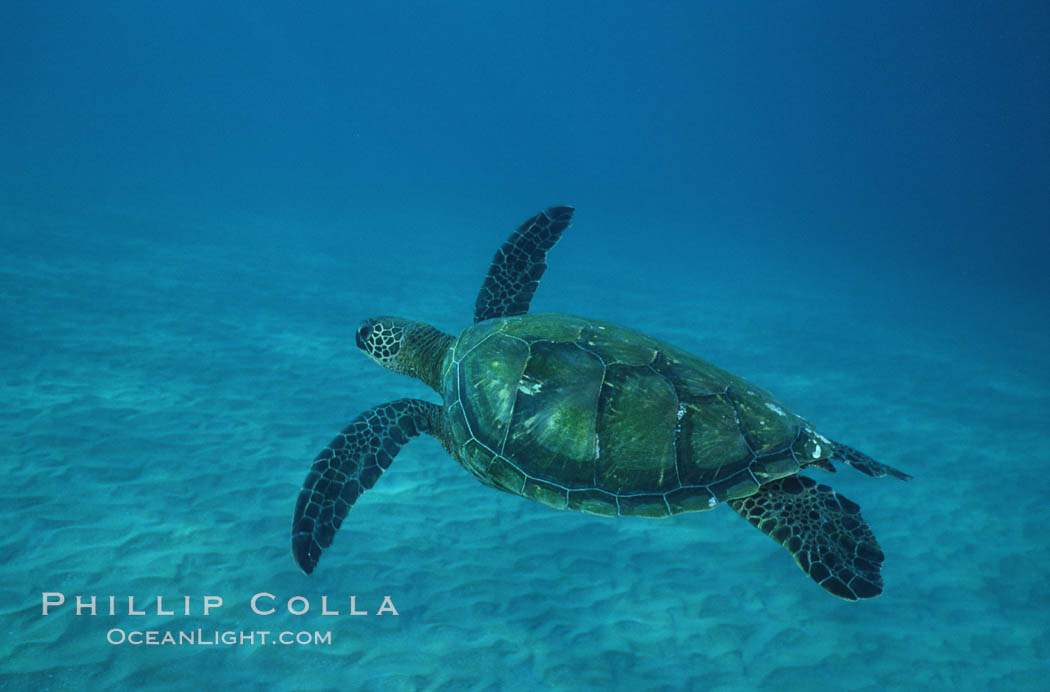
2;2;1048;690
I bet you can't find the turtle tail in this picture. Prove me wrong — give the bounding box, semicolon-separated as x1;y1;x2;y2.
830;441;912;481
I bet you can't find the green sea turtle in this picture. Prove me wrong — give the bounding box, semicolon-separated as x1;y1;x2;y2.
291;206;911;600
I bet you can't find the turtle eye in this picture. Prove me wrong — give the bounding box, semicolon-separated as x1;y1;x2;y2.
355;324;373;349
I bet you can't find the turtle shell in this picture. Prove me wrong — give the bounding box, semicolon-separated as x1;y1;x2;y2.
441;313;831;517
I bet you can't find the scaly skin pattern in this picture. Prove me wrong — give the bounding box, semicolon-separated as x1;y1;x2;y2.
474;206;574;323
730;475;885;600
291;398;443;574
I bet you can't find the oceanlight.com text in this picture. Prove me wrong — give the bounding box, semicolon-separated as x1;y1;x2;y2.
106;628;332;646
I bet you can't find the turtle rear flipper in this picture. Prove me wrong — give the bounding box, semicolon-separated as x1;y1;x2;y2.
831;441;912;480
292;399;443;574
474;205;574;323
729;476;884;600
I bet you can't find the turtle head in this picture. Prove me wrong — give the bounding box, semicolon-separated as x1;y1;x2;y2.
355;316;452;391
355;317;411;373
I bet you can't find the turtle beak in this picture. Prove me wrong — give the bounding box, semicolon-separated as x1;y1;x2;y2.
355;322;373;351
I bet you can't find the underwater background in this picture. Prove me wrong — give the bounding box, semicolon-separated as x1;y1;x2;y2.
2;2;1048;690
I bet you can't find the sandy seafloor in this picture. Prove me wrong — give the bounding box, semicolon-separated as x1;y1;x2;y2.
1;204;1047;692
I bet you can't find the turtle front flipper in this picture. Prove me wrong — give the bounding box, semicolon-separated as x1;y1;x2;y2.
474;205;574;323
292;398;443;574
729;476;885;600
831;441;912;480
